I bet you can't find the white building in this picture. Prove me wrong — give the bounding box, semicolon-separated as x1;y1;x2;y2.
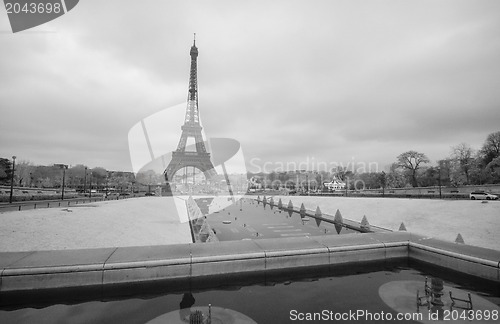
323;178;345;191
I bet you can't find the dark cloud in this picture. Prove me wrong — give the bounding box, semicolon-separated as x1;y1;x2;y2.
1;0;500;171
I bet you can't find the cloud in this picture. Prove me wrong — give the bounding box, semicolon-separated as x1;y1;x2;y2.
1;0;500;172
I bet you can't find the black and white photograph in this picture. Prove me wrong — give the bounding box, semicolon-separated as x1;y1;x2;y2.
1;1;499;323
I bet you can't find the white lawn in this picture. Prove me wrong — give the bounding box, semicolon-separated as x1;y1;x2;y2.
1;195;498;252
0;197;192;252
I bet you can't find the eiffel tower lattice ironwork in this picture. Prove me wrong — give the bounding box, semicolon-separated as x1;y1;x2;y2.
164;35;217;185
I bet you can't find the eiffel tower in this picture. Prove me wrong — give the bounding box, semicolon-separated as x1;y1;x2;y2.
164;35;217;188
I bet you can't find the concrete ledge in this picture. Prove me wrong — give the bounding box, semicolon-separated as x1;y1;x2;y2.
103;245;191;285
191;240;265;277
409;239;500;282
366;232;412;260
0;252;35;269
103;265;190;286
1;232;499;293
104;245;192;269
311;233;384;264
409;236;500;262
3;264;103;275
1;270;103;291
0;248;116;291
254;236;329;270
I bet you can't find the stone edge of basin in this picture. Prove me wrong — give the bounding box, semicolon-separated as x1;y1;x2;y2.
0;232;499;292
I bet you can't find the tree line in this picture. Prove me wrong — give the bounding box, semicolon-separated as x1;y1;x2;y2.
2;130;499;191
0;162;136;192
349;130;500;189
250;130;500;190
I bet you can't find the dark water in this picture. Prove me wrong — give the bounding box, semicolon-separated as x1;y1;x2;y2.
1;261;498;324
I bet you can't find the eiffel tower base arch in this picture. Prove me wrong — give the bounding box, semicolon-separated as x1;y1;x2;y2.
164;151;217;194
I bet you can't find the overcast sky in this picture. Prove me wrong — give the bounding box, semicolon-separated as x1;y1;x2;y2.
1;0;500;174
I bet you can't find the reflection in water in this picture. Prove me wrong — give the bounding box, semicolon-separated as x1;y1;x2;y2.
1;263;498;324
179;293;196;321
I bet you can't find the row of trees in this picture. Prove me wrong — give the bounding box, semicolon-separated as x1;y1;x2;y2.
2;131;499;191
0;161;136;192
390;131;500;188
250;130;500;190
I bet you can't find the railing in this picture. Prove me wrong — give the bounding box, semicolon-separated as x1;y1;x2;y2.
0;195;139;213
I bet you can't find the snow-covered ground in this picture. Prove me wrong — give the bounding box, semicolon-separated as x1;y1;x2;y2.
276;196;500;251
0;195;498;252
0;197;192;252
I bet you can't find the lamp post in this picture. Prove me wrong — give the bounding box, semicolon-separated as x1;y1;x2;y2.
83;167;87;196
437;167;442;199
306;174;309;195
89;172;92;199
105;172;109;198
60;164;68;200
381;171;386;197
9;156;16;204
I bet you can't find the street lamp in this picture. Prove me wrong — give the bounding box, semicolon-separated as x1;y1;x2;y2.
437;167;442;199
89;172;93;199
105;172;109;197
59;164;68;200
9;156;16;204
83;167;87;196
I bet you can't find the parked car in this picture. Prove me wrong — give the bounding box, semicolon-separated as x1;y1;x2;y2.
469;191;498;200
145;192;156;196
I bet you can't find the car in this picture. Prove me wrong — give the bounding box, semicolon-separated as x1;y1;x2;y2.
145;192;156;196
469;191;498;200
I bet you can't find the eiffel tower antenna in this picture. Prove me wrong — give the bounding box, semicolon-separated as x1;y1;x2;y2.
164;36;217;189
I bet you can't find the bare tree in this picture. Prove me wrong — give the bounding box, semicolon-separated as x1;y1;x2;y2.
450;143;474;184
396;150;429;187
15;160;36;187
